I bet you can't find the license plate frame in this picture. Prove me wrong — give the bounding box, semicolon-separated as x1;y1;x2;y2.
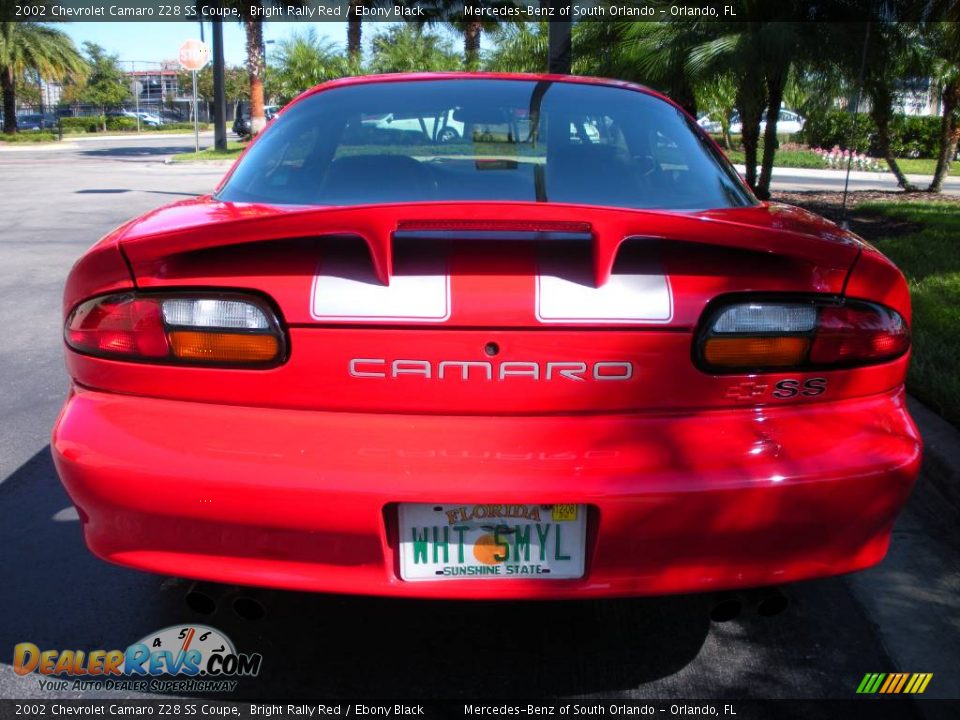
397;503;587;581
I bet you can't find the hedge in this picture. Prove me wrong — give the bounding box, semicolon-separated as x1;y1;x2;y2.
59;116;101;133
54;117;212;133
161;122;211;131
801;111;941;158
105;117;139;131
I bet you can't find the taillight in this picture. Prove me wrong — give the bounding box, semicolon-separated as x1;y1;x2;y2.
697;298;909;372
65;293;285;366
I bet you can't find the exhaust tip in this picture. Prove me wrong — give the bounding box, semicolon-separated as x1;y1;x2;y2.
233;596;266;621
185;589;217;616
710;597;742;623
757;591;789;617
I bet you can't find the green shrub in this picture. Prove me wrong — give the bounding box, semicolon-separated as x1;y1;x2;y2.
105;117;139;131
59;116;102;133
889;115;941;158
801;110;941;158
161;122;211;131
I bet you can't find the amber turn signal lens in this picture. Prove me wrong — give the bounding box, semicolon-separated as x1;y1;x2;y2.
169;331;279;363
703;336;810;368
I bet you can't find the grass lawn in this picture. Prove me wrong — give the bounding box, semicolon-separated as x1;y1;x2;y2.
723;148;825;169
857;201;960;425
0;132;59;143
889;157;955;176
723;147;955;177
170;141;246;162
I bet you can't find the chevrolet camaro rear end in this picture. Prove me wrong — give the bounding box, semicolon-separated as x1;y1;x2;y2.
52;74;921;599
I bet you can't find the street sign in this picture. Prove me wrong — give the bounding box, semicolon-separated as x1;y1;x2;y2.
178;39;210;71
179;39;209;154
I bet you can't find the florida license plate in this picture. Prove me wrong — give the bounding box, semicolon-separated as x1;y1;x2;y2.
398;503;586;581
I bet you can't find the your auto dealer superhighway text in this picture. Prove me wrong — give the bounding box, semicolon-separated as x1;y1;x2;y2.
251;707;423;717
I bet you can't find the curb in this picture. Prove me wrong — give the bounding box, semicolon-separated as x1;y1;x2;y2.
908;396;960;512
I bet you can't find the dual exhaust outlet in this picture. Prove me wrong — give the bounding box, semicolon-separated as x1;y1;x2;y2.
185;582;269;622
710;588;789;622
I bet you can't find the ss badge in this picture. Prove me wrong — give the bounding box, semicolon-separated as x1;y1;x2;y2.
772;378;827;399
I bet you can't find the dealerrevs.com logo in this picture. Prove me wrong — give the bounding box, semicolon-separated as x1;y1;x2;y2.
13;625;262;693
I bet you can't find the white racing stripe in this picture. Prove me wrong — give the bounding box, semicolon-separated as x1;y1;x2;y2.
311;254;451;322
536;257;673;324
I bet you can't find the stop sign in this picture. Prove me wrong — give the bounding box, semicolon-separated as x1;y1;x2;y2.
178;39;210;71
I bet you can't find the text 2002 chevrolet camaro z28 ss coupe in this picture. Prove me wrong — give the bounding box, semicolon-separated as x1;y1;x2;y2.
53;73;921;599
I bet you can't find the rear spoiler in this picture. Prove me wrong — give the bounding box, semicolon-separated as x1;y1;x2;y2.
119;201;861;288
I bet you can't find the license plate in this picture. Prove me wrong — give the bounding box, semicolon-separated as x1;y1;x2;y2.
398;504;586;581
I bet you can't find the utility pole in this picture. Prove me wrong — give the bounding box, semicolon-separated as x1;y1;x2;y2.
212;18;227;151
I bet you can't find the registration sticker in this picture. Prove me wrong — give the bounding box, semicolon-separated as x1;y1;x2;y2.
551;504;578;522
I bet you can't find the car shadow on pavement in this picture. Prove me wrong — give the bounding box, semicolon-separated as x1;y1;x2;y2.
78;145;200;159
0;447;711;698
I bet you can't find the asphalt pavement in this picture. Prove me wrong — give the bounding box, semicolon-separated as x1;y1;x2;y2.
0;134;958;711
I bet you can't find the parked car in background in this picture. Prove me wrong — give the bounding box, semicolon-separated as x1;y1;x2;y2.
16;114;55;131
698;109;805;135
233;103;279;136
136;112;163;127
363;109;465;143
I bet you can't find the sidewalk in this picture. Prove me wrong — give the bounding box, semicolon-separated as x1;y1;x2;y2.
909;397;960;511
66;130;216;142
733;163;959;188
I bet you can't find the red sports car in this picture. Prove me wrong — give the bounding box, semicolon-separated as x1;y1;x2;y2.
53;73;921;600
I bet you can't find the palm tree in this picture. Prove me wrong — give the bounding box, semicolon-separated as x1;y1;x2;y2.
695;73;738;149
347;3;364;70
418;0;502;70
242;16;268;134
923;21;960;192
486;21;548;72
0;12;87;134
369;24;460;74
270;29;349;104
224;0;303;135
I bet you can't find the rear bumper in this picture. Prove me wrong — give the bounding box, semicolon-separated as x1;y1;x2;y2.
52;387;921;599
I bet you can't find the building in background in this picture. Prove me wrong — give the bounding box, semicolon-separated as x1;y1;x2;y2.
125;60;181;102
894;77;941;117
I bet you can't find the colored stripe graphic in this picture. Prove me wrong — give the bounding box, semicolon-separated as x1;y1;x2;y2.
858;673;932;694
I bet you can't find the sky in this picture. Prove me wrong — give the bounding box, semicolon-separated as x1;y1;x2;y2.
57;20;491;69
57;21;351;67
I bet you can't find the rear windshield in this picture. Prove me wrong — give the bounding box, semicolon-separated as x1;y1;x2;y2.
218;78;754;211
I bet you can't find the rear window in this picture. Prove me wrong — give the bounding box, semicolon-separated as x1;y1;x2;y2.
218;78;754;211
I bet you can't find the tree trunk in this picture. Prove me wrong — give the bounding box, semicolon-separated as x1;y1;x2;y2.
244;19;266;135
2;66;17;134
671;76;697;119
757;69;788;200
868;78;917;191
464;22;482;71
737;81;765;192
721;113;732;150
347;6;363;70
928;77;960;193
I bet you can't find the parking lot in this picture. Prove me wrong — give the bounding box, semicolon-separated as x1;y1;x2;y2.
1;134;959;711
